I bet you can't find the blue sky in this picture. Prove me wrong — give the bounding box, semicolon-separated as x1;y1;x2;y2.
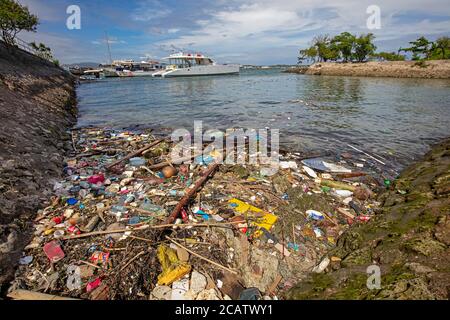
17;0;450;65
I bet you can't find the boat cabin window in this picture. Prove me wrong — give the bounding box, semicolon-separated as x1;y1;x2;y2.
169;57;213;67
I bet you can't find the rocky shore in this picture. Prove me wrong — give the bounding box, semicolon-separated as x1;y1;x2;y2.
0;41;77;292
286;60;450;79
287;138;450;299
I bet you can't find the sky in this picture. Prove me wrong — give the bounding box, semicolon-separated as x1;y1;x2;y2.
16;0;450;65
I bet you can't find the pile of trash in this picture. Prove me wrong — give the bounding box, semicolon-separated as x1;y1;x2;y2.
9;128;393;300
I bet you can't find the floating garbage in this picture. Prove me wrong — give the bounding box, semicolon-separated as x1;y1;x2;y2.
302;158;351;173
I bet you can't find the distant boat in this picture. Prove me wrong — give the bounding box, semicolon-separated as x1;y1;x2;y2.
80;69;104;80
152;52;240;77
102;67;119;77
115;59;164;77
116;70;157;77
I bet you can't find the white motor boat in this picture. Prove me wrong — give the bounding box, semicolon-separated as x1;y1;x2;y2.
117;70;157;77
152;52;240;78
80;69;105;80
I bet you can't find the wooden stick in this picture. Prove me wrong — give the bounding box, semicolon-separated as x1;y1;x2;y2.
265;274;282;296
119;250;146;271
148;151;204;170
164;162;220;225
7;289;80;300
336;207;356;220
105;139;163;170
166;236;237;274
334;172;367;178
71;131;78;153
62;221;243;240
129;235;154;243
78;260;103;270
347;144;386;165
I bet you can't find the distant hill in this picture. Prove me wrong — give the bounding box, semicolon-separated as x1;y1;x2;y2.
63;62;101;68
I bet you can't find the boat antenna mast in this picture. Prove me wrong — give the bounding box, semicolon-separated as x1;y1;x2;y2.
105;31;113;65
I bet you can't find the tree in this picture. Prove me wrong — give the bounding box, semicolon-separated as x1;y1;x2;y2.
331;32;356;62
0;0;38;46
312;35;339;62
400;36;432;60
354;33;376;62
373;51;405;61
298;46;317;64
434;36;450;59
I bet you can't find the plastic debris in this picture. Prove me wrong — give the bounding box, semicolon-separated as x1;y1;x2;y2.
12;127;386;301
157;245;192;286
43;241;65;263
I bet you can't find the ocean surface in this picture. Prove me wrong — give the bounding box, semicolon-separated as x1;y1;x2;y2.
76;68;450;170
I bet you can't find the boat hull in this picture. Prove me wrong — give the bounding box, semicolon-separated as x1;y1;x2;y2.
117;71;157;77
153;64;240;78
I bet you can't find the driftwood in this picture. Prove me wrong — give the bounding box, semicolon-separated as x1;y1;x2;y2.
119;250;146;271
105;139;164;170
265;274;283;295
62;221;243;240
334;172;367;178
166;236;237;274
7;289;80;300
320;179;356;192
148;151;204;170
336;207;356;220
164;162;220;225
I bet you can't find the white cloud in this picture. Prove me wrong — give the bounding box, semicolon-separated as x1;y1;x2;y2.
131;0;172;22
18;31;96;63
17;0;63;22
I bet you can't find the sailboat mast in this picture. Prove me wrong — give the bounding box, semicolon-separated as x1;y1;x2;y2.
105;31;113;65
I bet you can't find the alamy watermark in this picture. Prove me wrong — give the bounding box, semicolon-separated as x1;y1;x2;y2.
170;121;280;167
366;5;381;30
66;5;81;30
366;264;381;290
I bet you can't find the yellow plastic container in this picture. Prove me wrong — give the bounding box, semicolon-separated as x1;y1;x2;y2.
228;198;278;236
156;245;191;286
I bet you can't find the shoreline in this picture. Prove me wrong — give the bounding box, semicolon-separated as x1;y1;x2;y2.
1;44;449;299
285;60;450;79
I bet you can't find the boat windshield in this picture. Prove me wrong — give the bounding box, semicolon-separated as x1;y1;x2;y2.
168;57;213;67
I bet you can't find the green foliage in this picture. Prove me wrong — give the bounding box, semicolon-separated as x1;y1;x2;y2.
400;36;450;61
29;41;54;60
298;46;317;64
331;32;356;62
298;32;376;63
400;36;432;60
0;0;39;45
354;33;377;62
373;51;405;61
313;35;339;62
432;36;450;60
299;33;450;63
